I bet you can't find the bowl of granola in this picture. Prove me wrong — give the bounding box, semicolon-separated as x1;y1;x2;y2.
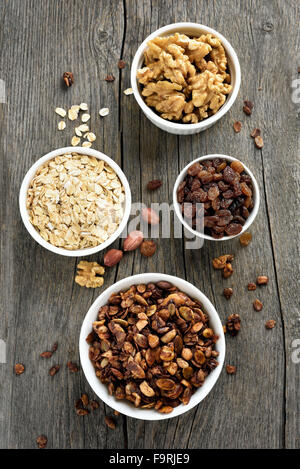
79;273;225;420
19;147;131;257
131;22;241;135
173;154;260;241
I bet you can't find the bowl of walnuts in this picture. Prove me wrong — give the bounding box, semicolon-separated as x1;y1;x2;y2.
131;22;241;135
79;273;225;420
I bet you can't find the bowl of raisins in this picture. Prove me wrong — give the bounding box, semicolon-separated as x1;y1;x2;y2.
173;154;260;241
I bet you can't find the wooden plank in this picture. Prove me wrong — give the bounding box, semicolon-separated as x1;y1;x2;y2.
0;0;126;449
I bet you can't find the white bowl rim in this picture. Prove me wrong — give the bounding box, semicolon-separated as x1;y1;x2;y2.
131;22;241;131
79;273;225;421
173;154;260;241
19;147;132;257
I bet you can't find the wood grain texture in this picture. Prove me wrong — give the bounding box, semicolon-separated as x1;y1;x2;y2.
0;0;299;449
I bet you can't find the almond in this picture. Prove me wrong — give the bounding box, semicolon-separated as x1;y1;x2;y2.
104;249;123;267
141;207;159;225
123;230;144;251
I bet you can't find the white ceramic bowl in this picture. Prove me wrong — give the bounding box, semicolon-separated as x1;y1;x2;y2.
19;147;132;257
131;22;241;135
173;154;260;241
79;273;225;421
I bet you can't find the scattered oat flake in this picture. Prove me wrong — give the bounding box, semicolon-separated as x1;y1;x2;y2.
87;132;96;142
71;105;80;112
254;135;264;149
14;363;25;375
36;435;48;449
124;87;133;95
58;121;66;131
78;124;89;132
81;113;90;123
68;108;78;121
233;121;242;133
71;136;81;146
79;103;88;111
265;319;276;329
55;107;66;117
99;107;109;117
75;127;82;137
82;141;92;148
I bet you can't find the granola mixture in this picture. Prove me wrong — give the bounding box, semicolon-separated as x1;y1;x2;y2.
26;153;125;250
137;32;232;123
87;282;219;414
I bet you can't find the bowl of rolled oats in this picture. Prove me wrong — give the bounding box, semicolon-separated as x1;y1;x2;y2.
19;147;131;256
173;154;260;241
79;273;225;420
131;22;241;135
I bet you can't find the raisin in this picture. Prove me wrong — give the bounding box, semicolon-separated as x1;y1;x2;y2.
223;166;236;184
188;162;202;176
241;182;252;197
230;161;244;174
207;185;220;200
225;223;243;236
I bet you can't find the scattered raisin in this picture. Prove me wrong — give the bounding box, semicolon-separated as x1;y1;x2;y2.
117;60;126;69
147;180;163;190
90;400;100;410
52;342;58;352
254;136;264;149
67;361;79;372
243;100;254;115
251;128;261;138
105;416;116;429
253;299;263;311
233;121;242;133
257;275;269;285
63;72;74;87
265;320;276;329
40;351;53;358
248;282;257;291
105;74;115;82
239;232;252;246
49;365;60;376
14;363;25;375
226;314;241;336
223;287;233;299
36;435;48;449
226;365;237;374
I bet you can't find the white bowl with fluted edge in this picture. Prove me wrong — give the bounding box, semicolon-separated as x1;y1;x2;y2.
79;273;225;421
131;22;241;135
173;154;260;242
19;147;132;257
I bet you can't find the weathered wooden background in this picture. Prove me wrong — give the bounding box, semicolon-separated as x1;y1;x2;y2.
0;0;299;449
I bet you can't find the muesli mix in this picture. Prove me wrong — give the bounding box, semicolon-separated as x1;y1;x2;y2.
137;33;231;123
87;281;219;414
26;153;125;250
